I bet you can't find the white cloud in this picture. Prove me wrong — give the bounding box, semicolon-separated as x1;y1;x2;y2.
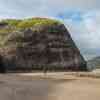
0;0;100;18
62;11;100;60
83;11;100;48
44;0;100;11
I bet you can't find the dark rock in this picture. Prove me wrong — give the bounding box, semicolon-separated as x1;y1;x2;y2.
0;22;8;28
0;18;87;72
0;55;6;73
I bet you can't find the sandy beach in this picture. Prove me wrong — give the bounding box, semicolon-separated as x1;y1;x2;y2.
0;72;100;100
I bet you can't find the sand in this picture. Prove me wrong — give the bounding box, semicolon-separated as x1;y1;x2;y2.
0;72;100;100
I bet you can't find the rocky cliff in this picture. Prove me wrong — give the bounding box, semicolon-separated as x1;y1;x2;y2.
0;18;87;72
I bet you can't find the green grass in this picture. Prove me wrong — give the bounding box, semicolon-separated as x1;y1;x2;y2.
17;18;61;29
0;18;61;29
1;19;21;27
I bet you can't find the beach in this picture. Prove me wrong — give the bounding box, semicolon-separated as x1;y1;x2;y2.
0;72;100;100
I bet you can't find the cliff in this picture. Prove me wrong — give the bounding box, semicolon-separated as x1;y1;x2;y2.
0;18;87;72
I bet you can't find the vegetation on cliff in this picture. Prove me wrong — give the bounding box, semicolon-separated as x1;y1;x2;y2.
0;18;61;47
0;18;61;29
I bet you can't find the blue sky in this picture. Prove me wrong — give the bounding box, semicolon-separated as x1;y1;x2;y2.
0;0;100;60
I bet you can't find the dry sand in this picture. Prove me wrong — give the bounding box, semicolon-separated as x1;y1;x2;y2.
0;72;100;100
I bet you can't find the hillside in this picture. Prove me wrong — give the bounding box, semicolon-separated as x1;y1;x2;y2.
87;56;100;70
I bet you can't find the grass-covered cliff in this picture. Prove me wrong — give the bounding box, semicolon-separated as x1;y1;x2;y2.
0;18;61;47
0;18;60;29
0;17;87;72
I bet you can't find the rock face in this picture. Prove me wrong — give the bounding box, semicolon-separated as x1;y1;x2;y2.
0;18;87;72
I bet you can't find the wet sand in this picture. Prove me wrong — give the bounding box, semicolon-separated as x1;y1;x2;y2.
0;74;54;100
0;73;100;100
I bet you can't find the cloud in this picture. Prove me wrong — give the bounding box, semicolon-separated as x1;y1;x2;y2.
0;0;100;18
60;11;100;60
44;0;100;11
0;0;46;18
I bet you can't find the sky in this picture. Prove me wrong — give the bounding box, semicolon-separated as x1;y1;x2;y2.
0;0;100;60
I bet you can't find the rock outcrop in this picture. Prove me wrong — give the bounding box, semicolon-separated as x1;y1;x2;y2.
0;18;87;72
